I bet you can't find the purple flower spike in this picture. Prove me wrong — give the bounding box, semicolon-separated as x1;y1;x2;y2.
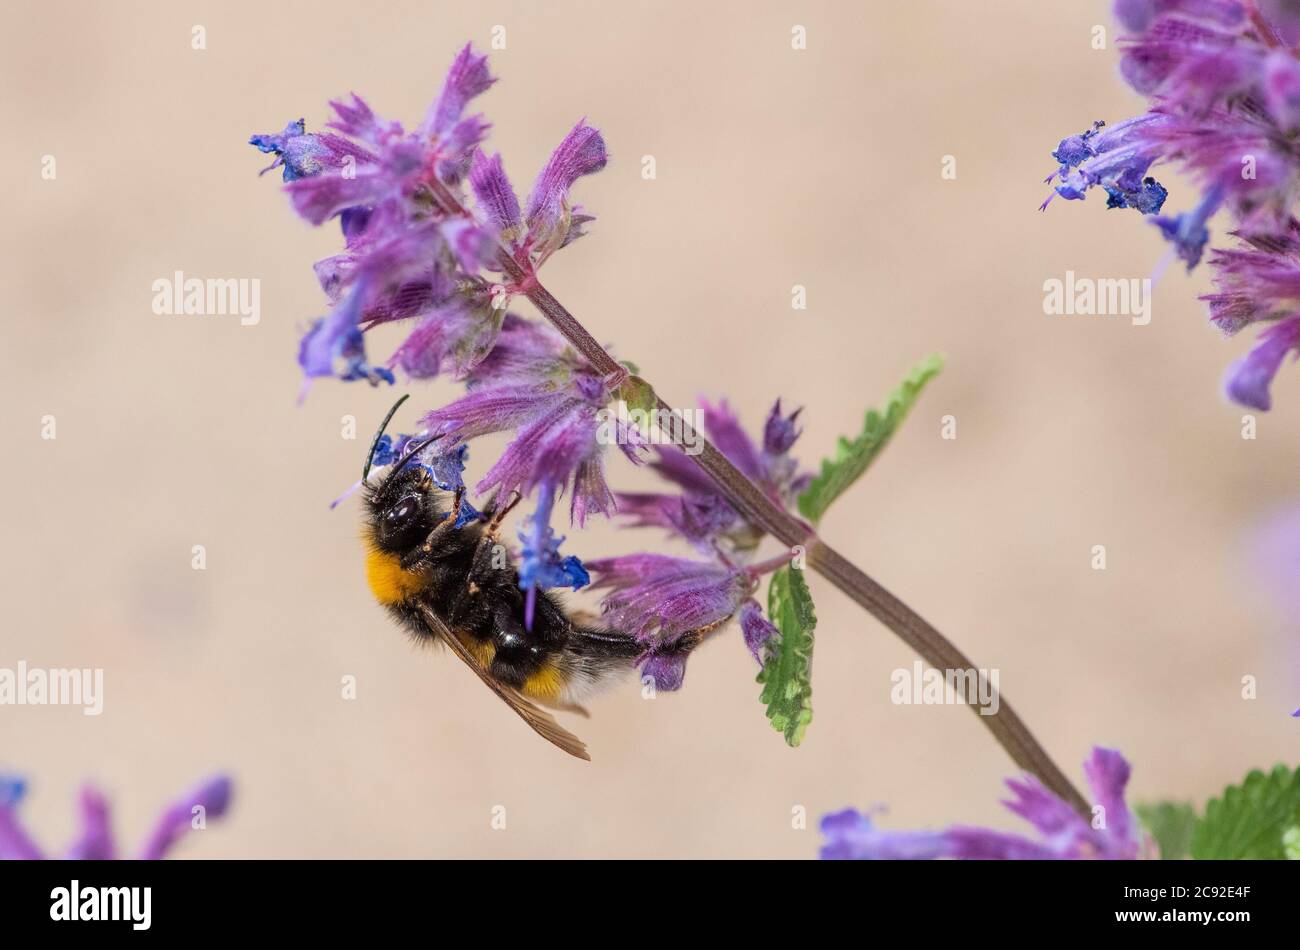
525;120;608;256
820;746;1144;860
1043;1;1300;405
0;775;44;860
0;774;232;861
137;775;234;861
1224;314;1300;409
64;785;116;860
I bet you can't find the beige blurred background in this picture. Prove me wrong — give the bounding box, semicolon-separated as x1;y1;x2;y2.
1;0;1296;858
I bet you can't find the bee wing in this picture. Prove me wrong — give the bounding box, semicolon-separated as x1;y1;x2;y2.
414;602;591;761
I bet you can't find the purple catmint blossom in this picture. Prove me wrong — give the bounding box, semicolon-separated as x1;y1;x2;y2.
586;551;793;690
252;44;802;673
820;747;1146;860
252;45;616;611
420;320;636;528
616;399;809;557
249;118;374;182
1042;0;1300;409
0;774;233;860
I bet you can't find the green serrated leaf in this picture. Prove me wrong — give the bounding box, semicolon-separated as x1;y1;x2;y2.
1283;826;1300;860
1190;765;1300;859
796;354;943;524
1135;801;1198;860
756;566;815;746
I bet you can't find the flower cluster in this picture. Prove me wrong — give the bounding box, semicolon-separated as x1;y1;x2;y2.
1042;0;1300;409
0;774;233;860
252;45;621;609
615;400;807;557
820;747;1147;859
252;46;808;677
589;401;809;689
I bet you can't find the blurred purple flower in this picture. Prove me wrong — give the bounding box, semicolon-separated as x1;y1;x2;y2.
1224;313;1300;408
1251;502;1300;618
0;774;232;860
820;747;1144;860
1042;1;1300;407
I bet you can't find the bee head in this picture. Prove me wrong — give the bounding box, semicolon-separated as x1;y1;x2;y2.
364;463;447;556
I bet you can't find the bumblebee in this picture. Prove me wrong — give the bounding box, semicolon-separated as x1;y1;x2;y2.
359;398;672;760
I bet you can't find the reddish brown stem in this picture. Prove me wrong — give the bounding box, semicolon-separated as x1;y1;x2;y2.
425;179;1090;816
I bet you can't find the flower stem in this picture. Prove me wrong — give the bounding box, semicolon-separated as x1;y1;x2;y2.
427;180;1090;816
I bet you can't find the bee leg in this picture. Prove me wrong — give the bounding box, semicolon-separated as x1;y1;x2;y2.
483;490;522;538
409;486;466;561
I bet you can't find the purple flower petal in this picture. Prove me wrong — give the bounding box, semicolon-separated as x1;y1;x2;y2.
524;120;608;253
249;119;376;181
518;482;590;630
819;809;950;860
1224;314;1300;409
421;44;495;140
64;785;116;860
1264;50;1300;129
702;399;766;482
137;775;233;860
638;650;688;692
298;283;395;386
0;776;43;860
470;150;523;240
762;399;803;456
327;93;401;146
1082;746;1137;856
739;599;779;663
819;746;1141;861
588;554;748;644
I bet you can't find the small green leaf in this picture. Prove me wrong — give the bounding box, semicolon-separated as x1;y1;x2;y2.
1283;825;1300;860
1135;801;1198;860
797;354;943;524
756;565;816;746
616;374;657;417
1190;765;1300;859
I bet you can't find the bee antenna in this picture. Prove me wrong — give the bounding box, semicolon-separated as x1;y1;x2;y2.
362;394;410;481
384;432;445;483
